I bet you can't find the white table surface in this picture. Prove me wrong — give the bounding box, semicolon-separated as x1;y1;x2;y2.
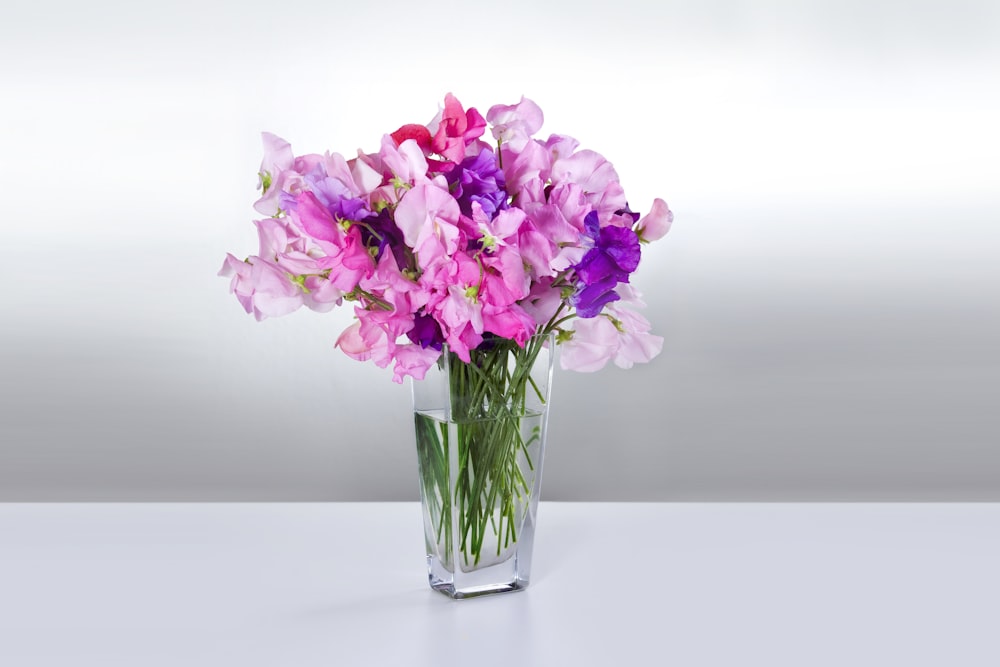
1;502;997;666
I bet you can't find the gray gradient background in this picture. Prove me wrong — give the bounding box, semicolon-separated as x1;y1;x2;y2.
1;0;997;501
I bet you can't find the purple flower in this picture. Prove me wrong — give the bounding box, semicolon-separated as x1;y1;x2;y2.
331;196;372;222
571;211;641;318
361;208;407;268
572;276;621;318
279;189;372;226
446;148;508;218
614;202;641;223
407;313;445;351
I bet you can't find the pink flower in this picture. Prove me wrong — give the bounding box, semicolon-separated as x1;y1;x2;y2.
515;224;556;278
390;124;433;152
430;93;487;163
500;139;551;198
487;96;544;150
218;253;303;321
609;305;663;368
559;286;662;371
251;217;345;311
253;133;295;216
520;278;563;327
320;226;376;292
340;308;395;370
393;183;461;270
550;149;627;224
481;244;529;305
389;344;441;383
636;198;673;242
335;321;372;360
287;191;344;244
558;315;619;372
481;303;535;346
543;134;580;162
321;151;382;199
439;282;484;340
283;191;374;292
522;183;590;273
301;275;343;313
379;135;430;187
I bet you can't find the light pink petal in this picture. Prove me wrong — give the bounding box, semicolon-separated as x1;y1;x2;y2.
636;198;674;242
559;317;619;373
380;135;429;185
394;183;460;255
248;259;303;321
489;207;526;241
520;279;562;326
614;331;664;369
302;276;343;312
503;140;551;194
335;321;371;360
350;156;384;195
487;97;544;149
391;345;442;384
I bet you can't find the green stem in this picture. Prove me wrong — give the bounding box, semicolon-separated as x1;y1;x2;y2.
415;334;550;569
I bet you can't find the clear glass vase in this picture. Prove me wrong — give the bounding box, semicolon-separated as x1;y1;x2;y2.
411;332;554;599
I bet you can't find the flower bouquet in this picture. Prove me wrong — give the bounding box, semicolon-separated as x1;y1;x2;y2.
221;94;672;597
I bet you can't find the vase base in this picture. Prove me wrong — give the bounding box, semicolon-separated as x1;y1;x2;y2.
430;580;529;599
426;552;534;599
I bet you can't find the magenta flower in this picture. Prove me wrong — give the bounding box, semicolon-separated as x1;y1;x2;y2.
430;93;487;163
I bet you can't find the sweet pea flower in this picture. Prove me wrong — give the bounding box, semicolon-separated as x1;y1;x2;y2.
253;133;295;216
218;253;303;321
543;134;580;162
500;139;551;197
487;96;544;150
550;149;627;224
557;314;619;372
573;221;641;286
570;211;641;317
436;259;485;338
282;191;375;291
379;135;430;187
389;344;442;383
390;124;433;152
608;304;663;368
430;93;487;163
559;286;662;371
520;278;563;327
407;313;445;350
284;191;344;244
481;303;535;346
522;183;590;273
636;198;673;242
225;95;672;380
393;183;461;270
572;276;622;319
301;275;343;313
446;148;508;218
335;321;372;360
